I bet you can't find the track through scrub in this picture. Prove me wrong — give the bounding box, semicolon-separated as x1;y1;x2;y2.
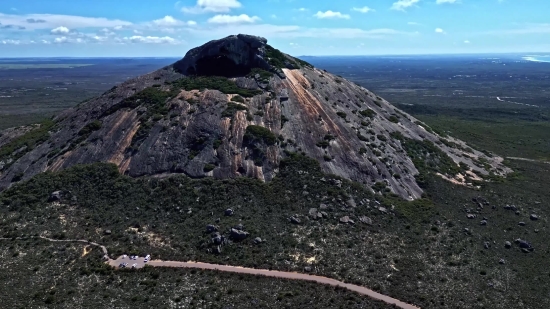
2;236;421;309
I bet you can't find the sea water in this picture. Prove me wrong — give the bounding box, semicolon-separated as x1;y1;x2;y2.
522;55;550;63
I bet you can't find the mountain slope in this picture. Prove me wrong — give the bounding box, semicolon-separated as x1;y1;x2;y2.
0;34;510;198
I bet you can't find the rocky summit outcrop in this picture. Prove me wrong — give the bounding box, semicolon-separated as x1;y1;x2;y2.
0;34;511;199
174;34;271;77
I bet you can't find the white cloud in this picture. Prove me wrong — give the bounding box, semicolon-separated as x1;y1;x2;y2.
408;21;421;25
2;39;21;45
436;0;458;3
123;35;179;44
298;8;307;12
0;13;132;30
207;14;260;24
314;11;351;19
352;6;374;13
185;23;410;40
153;16;183;26
54;37;68;43
93;35;108;42
391;0;420;11
51;26;70;34
435;27;446;33
464;40;470;43
182;0;242;14
41;40;51;44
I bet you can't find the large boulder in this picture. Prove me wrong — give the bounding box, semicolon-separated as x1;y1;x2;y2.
174;34;271;77
230;228;249;241
48;191;62;202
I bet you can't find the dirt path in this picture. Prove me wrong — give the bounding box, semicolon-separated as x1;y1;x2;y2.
506;157;550;164
2;236;420;309
147;260;420;309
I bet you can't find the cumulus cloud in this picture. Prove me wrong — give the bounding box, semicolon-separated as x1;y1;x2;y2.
391;0;420;11
207;14;260;24
314;11;351;19
436;0;458;3
123;35;179;44
464;40;470;43
51;26;70;34
352;7;374;13
435;27;446;33
153;15;182;26
182;0;242;14
54;36;68;43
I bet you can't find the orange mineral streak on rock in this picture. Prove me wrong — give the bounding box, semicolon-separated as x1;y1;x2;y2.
231;110;248;175
109;119;140;168
283;68;353;152
47;150;74;172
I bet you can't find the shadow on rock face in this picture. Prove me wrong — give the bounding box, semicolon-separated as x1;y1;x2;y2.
174;34;271;77
193;55;253;77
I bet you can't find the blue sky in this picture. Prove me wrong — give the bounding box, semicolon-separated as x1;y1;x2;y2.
0;0;549;57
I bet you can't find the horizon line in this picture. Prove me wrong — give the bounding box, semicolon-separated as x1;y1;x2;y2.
0;52;548;59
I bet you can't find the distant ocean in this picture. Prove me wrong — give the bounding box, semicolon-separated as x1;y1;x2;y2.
522;55;550;63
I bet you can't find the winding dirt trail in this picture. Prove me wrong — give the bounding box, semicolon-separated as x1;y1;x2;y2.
2;236;420;309
506;157;550;164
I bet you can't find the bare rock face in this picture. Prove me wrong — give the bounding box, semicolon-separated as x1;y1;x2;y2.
0;34;512;199
174;34;271;77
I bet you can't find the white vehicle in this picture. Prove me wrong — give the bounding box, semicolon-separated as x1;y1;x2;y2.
122;254;127;259
145;255;151;259
132;263;137;269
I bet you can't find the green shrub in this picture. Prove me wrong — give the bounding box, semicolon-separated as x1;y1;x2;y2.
248;68;273;80
388;116;399;123
357;133;369;142
204;164;216;172
0;119;55;164
359;109;376;118
105;87;174;116
316;141;330;148
231;95;245;103
222;103;248;118
265;45;289;69
172;76;262;98
78;120;102;137
336;112;347;119
243;126;277;146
